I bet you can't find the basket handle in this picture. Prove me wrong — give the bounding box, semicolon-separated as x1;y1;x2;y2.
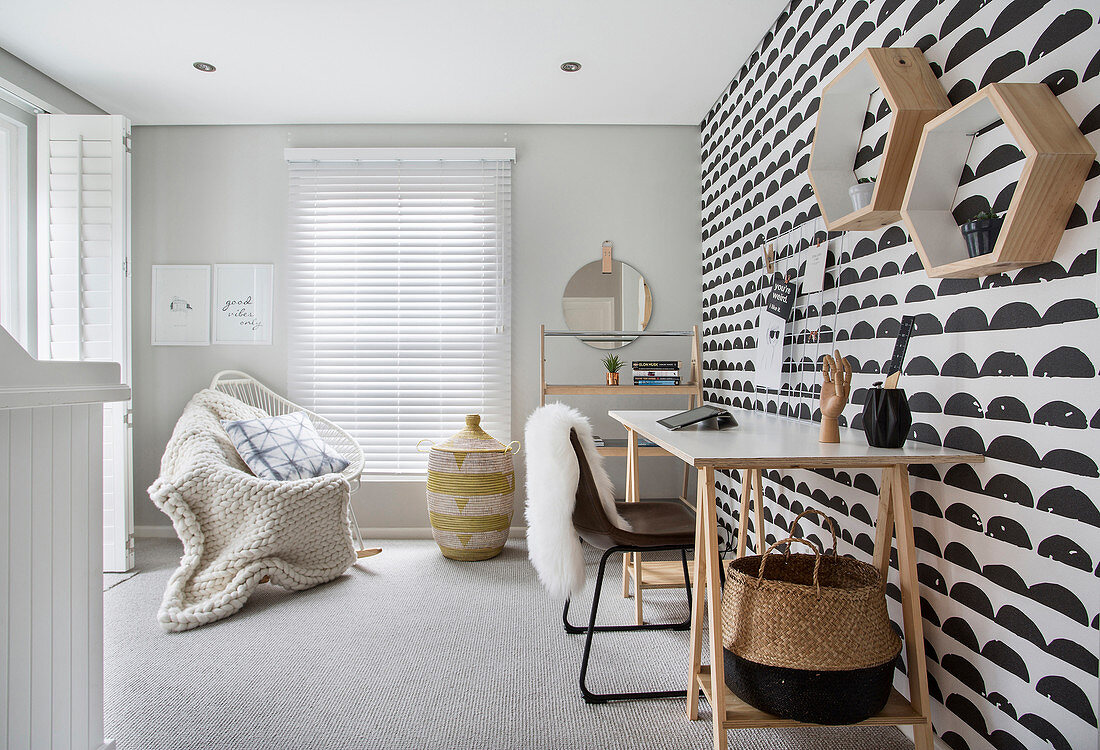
788;508;838;556
416;439;435;453
757;537;822;596
506;440;522;456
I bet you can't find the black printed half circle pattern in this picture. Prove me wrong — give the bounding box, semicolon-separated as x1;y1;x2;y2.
698;1;1100;748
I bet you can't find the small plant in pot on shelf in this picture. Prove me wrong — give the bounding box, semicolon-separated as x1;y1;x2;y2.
961;209;1003;258
848;176;875;211
601;353;622;386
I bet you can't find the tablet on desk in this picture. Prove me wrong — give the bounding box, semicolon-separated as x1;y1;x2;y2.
657;405;737;430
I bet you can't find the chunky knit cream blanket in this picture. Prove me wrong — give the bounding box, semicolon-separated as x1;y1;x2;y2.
149;389;355;632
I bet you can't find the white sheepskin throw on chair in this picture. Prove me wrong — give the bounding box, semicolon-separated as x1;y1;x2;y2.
523;403;631;599
148;389;355;632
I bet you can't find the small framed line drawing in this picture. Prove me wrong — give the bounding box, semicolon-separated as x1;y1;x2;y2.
151;265;210;346
213;264;273;345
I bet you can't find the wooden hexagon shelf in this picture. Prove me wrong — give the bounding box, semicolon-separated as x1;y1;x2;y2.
808;47;951;231
901;83;1096;279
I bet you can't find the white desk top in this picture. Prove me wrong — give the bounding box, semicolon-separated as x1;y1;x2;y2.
608;408;984;469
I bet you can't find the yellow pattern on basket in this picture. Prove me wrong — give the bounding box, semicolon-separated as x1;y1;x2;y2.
426;470;514;495
429;511;511;533
438;545;502;561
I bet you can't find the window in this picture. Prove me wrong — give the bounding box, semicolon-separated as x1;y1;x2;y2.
286;148;514;477
0;104;30;347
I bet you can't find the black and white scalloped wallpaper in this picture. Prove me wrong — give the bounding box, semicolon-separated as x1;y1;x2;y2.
699;1;1099;749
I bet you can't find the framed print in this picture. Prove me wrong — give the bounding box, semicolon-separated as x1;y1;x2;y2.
151;265;210;345
213;264;273;345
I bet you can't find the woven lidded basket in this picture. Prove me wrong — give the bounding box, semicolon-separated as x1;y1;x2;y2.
423;415;518;561
721;509;902;724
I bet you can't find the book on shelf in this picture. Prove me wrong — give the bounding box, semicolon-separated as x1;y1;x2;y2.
638;436;657;447
633;369;680;377
632;360;680;370
592;435;604;447
634;376;681;385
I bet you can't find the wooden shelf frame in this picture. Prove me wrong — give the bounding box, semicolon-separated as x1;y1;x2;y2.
901;83;1096;279
808;48;950;231
540;324;704;624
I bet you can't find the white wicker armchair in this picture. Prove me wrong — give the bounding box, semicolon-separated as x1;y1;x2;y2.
210;370;379;558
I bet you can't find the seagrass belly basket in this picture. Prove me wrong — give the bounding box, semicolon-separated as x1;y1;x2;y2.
721;509;902;724
423;415;518;561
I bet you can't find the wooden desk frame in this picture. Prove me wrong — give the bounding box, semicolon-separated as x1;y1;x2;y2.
614;414;984;750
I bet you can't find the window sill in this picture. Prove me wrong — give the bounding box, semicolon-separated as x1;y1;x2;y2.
359;473;428;483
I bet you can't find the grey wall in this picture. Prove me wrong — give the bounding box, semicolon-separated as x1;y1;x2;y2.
131;123;702;530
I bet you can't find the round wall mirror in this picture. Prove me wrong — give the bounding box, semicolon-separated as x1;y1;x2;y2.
561;259;652;349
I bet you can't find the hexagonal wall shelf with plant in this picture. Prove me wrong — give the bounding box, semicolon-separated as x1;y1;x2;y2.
808;47;951;232
901;83;1095;279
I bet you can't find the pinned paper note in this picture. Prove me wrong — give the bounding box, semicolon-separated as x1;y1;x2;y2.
802;240;828;294
754;279;797;390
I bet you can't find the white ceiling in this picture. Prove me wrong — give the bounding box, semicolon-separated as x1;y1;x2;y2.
0;0;786;126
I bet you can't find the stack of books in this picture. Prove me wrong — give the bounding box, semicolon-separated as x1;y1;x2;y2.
592;435;658;448
633;360;681;385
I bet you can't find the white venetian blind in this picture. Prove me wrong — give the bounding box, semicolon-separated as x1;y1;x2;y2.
286;149;513;476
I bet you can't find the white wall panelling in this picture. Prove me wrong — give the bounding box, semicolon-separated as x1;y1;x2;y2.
0;327;127;750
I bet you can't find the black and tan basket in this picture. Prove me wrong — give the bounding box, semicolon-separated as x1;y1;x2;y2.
720;509;902;724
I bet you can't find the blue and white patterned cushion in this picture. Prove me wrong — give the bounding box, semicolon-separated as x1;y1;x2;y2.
222;411;350;481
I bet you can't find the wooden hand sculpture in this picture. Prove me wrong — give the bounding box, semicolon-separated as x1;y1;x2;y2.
819;349;852;443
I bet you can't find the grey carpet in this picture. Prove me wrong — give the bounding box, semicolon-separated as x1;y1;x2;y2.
104;537;913;750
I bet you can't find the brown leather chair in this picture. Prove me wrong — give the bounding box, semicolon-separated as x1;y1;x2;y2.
561;429;697;703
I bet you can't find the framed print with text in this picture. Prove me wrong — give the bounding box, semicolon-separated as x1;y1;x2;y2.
213;264;273;345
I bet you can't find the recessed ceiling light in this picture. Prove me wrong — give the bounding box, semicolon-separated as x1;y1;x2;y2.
193;62;216;72
560;61;581;73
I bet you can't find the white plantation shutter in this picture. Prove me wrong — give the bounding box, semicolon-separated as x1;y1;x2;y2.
286;149;513;476
37;114;133;571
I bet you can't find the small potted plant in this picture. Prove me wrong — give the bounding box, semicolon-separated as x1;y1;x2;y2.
601;353;622;386
848;176;875;211
961;209;1003;257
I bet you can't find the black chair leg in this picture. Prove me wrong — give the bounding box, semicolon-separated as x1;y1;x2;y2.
681;547;692;613
576;548;690;704
563;546;693;634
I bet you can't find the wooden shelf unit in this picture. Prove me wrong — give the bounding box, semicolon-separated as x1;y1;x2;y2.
901;82;1095;279
540;324;703;623
808;47;950;231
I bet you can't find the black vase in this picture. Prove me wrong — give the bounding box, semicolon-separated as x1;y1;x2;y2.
862;386;912;448
960;216;1003;258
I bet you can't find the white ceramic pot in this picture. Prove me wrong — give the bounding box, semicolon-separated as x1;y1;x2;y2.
849;182;875;211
